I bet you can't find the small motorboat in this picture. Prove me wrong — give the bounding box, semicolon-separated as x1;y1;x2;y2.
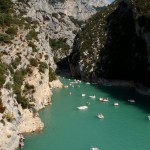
99;97;109;102
77;106;88;110
90;147;99;150
99;97;104;101
64;85;68;88
148;115;150;120
89;95;96;99
128;99;135;103
103;98;109;102
86;82;90;84
97;113;104;119
82;94;86;97
114;102;119;106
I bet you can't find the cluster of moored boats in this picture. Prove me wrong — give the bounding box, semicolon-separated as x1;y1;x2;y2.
78;95;150;120
64;78;150;121
62;77;150;150
64;78;150;120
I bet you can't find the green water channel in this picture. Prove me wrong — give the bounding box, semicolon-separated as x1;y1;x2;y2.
23;77;150;150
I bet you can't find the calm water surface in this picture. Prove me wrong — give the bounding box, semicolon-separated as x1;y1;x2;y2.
23;77;150;150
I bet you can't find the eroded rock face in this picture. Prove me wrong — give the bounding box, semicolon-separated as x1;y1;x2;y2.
26;0;109;61
0;122;20;150
50;79;63;88
52;0;110;20
18;109;44;133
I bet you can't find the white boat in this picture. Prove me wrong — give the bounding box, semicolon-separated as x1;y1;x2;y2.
77;106;88;110
99;97;104;101
86;82;90;84
82;94;86;97
114;102;119;106
103;98;109;102
148;115;150;120
128;99;135;103
99;97;109;102
89;95;96;99
97;113;104;119
64;85;68;88
90;147;99;150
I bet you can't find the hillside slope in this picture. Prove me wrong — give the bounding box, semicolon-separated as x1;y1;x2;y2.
70;0;150;86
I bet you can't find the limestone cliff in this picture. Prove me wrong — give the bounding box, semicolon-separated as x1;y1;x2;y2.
0;0;108;149
51;0;110;20
25;0;109;66
0;0;59;149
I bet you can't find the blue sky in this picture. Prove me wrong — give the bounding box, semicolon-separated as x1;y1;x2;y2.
109;0;114;2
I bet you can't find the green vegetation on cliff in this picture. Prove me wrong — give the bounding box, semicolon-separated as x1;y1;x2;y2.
49;0;65;5
70;0;150;85
49;38;70;62
70;0;120;79
0;63;8;88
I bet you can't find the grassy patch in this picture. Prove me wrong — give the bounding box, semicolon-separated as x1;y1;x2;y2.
28;41;38;52
26;29;39;41
0;33;11;43
0;63;8;88
30;58;38;67
39;62;48;73
49;67;56;82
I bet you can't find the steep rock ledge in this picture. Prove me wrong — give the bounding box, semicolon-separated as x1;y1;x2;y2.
18;109;44;133
0;0;59;149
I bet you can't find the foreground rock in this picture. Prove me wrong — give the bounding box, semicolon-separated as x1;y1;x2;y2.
18;109;44;133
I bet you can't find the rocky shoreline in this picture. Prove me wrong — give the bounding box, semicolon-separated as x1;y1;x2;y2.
0;79;62;150
18;79;63;134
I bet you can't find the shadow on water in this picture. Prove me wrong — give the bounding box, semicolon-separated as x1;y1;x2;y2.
92;83;150;114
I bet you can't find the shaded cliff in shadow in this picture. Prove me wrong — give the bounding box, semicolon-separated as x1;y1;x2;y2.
69;0;150;86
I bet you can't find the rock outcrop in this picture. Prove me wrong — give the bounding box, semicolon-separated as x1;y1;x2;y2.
52;0;110;20
18;109;44;133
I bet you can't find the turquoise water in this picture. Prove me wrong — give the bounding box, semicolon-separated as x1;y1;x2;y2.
23;78;150;150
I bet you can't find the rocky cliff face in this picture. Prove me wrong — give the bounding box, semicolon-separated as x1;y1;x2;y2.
0;0;108;149
26;0;109;66
70;0;150;86
0;0;60;149
51;0;110;20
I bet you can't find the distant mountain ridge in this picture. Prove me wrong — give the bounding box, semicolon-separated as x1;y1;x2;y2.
49;0;110;20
